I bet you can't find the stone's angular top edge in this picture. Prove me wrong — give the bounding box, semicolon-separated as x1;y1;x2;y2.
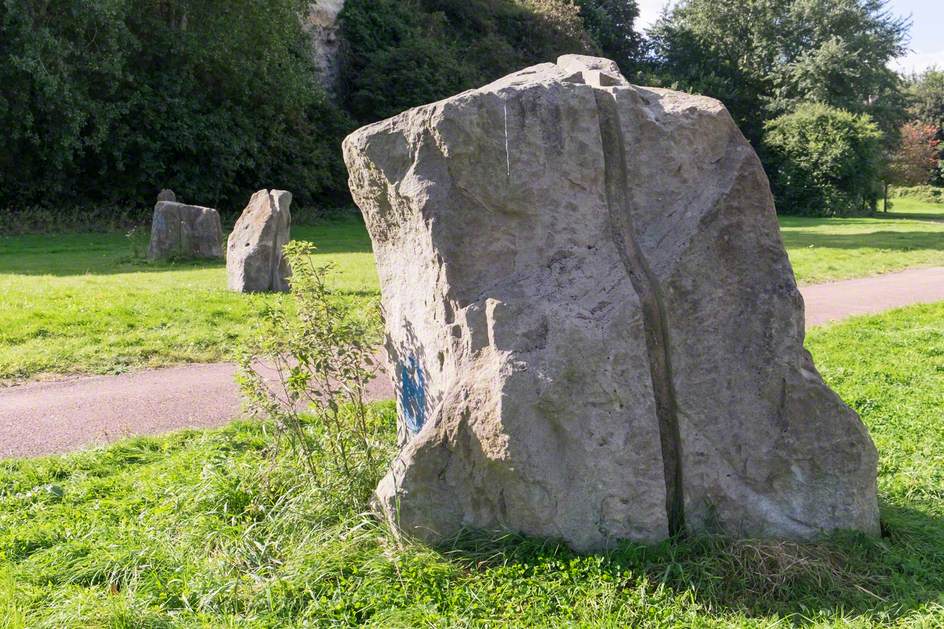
239;189;293;215
342;55;731;150
154;200;220;214
342;58;582;149
268;189;293;205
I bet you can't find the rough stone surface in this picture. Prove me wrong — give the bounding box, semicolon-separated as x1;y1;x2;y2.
226;190;292;293
343;55;880;551
157;189;176;203
147;202;223;260
303;0;344;93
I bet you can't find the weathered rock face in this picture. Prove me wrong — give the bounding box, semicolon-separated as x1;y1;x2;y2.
343;55;880;551
303;0;344;93
148;202;223;261
227;189;292;293
157;189;176;203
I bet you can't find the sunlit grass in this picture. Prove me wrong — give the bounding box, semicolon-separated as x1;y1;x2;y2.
2;199;943;381
0;217;378;381
781;197;944;285
1;303;942;626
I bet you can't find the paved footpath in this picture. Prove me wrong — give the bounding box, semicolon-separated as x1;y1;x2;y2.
3;266;944;459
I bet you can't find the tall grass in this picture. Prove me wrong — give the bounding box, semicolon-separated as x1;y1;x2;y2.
2;304;943;625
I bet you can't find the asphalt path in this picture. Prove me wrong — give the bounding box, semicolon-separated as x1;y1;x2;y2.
3;266;943;459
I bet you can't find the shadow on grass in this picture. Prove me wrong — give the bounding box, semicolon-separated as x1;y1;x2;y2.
779;210;944;229
781;230;944;253
440;501;943;622
882;211;944;222
0;218;374;277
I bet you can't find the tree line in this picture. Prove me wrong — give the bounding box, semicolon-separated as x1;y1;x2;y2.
1;0;941;217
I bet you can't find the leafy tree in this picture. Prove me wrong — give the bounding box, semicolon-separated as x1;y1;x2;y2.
0;0;351;210
888;122;941;187
338;0;595;123
904;69;944;185
649;0;909;145
575;0;644;75
906;68;944;129
763;103;883;215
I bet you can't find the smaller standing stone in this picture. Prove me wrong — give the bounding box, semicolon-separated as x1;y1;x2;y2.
226;189;292;293
147;202;224;260
157;189;176;203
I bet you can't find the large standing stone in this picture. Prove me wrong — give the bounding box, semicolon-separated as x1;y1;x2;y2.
226;190;292;293
147;201;223;261
343;55;880;551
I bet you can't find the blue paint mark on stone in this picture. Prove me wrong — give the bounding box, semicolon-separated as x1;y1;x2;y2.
399;355;426;434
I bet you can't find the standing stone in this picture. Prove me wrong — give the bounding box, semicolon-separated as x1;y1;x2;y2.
147;202;223;261
157;189;176;203
227;190;292;293
343;55;880;551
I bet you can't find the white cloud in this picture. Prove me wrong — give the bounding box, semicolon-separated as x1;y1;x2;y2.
637;0;675;31
891;49;944;75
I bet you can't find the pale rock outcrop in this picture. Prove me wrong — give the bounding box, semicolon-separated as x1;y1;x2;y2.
148;201;223;261
157;189;176;203
227;190;292;293
343;55;880;551
303;0;344;93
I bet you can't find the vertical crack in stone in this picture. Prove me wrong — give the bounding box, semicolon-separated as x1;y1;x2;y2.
593;89;686;536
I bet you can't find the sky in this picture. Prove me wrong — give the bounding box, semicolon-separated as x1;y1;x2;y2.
635;0;944;74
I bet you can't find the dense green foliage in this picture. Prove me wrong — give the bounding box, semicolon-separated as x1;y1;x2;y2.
337;0;594;123
2;302;944;625
0;0;352;212
0;0;650;214
575;0;643;75
903;69;944;185
764;104;883;215
649;0;908;144
907;69;944;130
648;0;908;215
0;0;929;219
889;185;944;204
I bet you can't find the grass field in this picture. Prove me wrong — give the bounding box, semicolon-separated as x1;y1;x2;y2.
1;198;942;382
1;302;942;627
0;217;377;382
782;197;944;284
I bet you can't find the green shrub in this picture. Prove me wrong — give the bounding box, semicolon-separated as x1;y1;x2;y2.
338;0;594;123
0;0;352;211
237;240;384;502
888;185;944;204
763;103;883;216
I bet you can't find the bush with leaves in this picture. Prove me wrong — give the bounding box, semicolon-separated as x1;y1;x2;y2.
763;103;883;216
237;240;387;504
0;0;352;211
888;121;942;187
904;69;944;186
649;0;908;146
574;0;644;76
338;0;595;123
889;185;944;204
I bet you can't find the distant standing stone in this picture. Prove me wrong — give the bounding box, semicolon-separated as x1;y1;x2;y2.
226;190;292;293
147;201;224;260
157;189;176;203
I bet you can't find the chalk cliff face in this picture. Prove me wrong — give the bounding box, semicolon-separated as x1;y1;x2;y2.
343;55;880;552
303;0;344;93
